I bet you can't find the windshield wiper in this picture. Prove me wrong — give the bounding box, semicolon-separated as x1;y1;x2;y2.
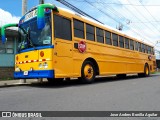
26;28;37;50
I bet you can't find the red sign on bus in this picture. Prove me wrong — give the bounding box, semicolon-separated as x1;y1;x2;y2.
78;41;86;53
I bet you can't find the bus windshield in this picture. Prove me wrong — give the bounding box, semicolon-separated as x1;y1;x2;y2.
18;16;51;51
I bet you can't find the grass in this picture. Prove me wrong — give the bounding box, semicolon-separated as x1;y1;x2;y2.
151;71;160;74
0;77;13;81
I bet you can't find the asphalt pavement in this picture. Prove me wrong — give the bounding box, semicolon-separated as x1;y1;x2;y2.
0;74;160;120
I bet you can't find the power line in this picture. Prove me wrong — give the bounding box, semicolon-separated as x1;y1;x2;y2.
56;0;103;24
138;0;160;24
91;0;159;46
68;0;160;6
84;0;153;44
56;0;160;51
130;21;160;23
126;0;160;34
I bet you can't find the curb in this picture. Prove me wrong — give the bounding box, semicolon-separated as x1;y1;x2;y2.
0;79;46;88
0;82;31;88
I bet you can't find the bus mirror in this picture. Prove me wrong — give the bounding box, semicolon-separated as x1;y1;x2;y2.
1;27;6;44
37;4;58;29
1;23;18;44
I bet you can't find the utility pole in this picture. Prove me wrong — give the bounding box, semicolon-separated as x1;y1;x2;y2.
21;0;28;83
22;0;28;15
39;0;44;4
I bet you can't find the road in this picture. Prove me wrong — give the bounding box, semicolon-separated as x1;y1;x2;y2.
0;74;160;120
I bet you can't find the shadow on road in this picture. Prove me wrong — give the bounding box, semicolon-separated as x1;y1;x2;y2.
27;74;157;89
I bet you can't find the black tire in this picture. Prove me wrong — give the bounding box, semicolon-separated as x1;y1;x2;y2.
144;64;150;77
138;64;150;77
80;61;96;83
47;78;64;84
116;74;126;79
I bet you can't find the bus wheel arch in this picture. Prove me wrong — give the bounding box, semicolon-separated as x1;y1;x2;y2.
83;58;99;75
138;63;150;77
79;58;99;83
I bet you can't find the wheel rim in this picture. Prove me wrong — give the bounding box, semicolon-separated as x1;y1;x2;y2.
84;64;94;79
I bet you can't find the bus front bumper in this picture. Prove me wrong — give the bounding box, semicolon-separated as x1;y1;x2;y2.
14;70;54;79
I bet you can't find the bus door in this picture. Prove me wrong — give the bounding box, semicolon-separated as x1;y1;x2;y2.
53;14;73;77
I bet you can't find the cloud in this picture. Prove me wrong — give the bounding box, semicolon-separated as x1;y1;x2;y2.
0;8;20;27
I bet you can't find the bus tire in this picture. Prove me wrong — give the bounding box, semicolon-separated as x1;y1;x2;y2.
144;64;150;77
138;64;150;77
80;61;96;83
116;74;126;79
47;78;64;84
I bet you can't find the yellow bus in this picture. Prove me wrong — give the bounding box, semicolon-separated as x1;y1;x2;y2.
1;3;156;83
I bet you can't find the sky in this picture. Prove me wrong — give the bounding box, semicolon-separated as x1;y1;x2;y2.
0;0;160;58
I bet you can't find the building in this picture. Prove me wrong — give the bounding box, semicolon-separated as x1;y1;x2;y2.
0;29;18;79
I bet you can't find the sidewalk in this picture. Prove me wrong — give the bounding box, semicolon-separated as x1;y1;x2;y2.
0;73;159;88
0;79;47;88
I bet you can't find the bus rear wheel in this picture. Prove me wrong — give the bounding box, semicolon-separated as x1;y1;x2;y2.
144;64;150;77
138;64;150;77
47;78;64;84
116;74;126;79
80;61;96;83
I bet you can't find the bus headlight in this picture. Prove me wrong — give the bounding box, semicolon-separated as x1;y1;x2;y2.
15;66;21;71
39;63;43;68
43;62;48;69
30;67;33;71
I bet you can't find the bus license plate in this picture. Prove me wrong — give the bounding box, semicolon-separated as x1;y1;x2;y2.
24;71;28;76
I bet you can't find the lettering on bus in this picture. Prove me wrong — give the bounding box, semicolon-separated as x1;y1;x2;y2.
24;9;37;22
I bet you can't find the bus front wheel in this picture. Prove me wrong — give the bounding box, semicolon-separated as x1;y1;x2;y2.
79;61;96;83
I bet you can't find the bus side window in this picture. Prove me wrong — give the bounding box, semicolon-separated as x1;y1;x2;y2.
112;33;118;46
144;44;147;53
105;31;112;45
138;42;142;52
146;45;148;53
96;27;104;43
54;14;72;40
125;38;129;49
73;19;84;39
151;47;154;55
135;42;138;51
142;44;145;53
148;46;151;54
119;36;124;48
130;40;134;50
86;24;95;41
